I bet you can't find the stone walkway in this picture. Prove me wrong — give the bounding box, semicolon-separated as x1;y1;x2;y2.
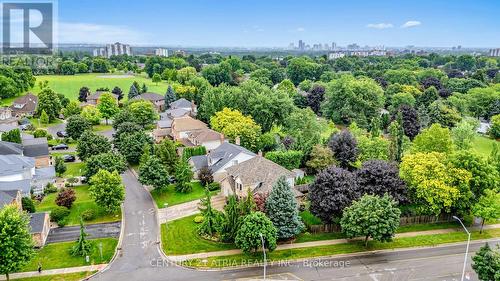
0;264;107;280
157;194;226;223
166;223;500;262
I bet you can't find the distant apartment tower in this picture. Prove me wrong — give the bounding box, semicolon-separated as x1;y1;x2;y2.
298;40;305;51
331;42;337;50
155;48;169;57
489;48;500;57
93;42;131;57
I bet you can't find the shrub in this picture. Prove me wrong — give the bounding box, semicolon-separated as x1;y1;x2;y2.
21;197;36;213
264;150;303;170
198;167;214;186
490;114;500;139
182;146;207;159
44;183;57;194
193;215;204;224
55;188;76;209
207;182;220;191
81;209;96;221
50;207;70;223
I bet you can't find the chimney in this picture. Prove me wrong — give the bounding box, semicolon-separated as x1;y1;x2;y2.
235;136;241;146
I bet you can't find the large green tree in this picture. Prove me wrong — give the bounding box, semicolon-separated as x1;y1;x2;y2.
235;212;277;253
89;170;125;213
174;158;194;193
127;100;158;128
139;154;170;190
472;190;500;233
76;131;112;161
155;139;179;174
210;108;261;150
412;123;453;154
116;131;153;164
84;152;127;179
66;115;91;140
471;243;500;281
97;92;119;124
36;88;62;121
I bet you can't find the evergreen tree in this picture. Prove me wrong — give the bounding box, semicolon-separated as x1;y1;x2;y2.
389;112;404;162
220;195;240;242
265;176;304;239
239;189;256;216
472;243;500;281
198;187;220;237
128;84;139;100
70;218;92;257
40;109;49;125
174;158;193;193
111;86;123;100
165;85;177;108
141;83;148;93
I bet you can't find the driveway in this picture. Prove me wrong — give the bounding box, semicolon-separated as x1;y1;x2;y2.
46;222;121;244
90;169;492;281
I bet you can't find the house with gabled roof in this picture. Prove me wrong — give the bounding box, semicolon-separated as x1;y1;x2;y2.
10;93;38;117
86;91;119;106
131;92;165;111
169;98;197;116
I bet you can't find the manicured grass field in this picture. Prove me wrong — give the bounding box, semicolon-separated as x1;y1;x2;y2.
62;162;86;178
36;185;121;226
161;215;237;255
92;124;113;132
29;73;168;102
27;117;63;130
12;271;96;281
151;181;217;208
186;228;500;268
21;238;117;272
472;135;498;157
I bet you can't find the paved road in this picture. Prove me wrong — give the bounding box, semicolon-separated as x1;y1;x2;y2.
46;222;121;244
90;169;497;281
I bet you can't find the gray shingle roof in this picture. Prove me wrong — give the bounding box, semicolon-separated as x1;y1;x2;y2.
87;91;118;101
131;92;164;101
169;98;192;109
0;155;35;177
10;93;38;114
0;141;23;155
0;124;18;133
22;138;49;157
0;179;31;195
0;190;19;208
29;212;48;233
157;119;173;129
206;142;255;173
190;155;208;170
165;108;190;118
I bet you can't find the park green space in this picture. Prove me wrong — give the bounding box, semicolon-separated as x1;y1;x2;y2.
12;271;96;281
150;181;218;208
185;228;500;268
35;185;120;226
20;238;117;272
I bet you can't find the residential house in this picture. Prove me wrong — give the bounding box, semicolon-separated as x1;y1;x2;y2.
0;189;22;210
189;141;256;181
86;91;119;106
10;93;38;117
153;108;190;143
170;116;208;142
186;129;224;151
22;138;51;168
221;156;296;198
0;154;55;195
131;92;165;111
0;107;18;127
169;98;197;116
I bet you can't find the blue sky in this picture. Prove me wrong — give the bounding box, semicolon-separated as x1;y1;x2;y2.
55;0;500;47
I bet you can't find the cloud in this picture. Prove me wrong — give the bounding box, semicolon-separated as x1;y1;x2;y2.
57;22;150;44
366;23;393;29
296;27;305;32
401;21;421;28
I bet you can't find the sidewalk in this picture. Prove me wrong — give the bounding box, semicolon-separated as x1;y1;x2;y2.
158;195;225;223
166;223;500;262
0;264;107;280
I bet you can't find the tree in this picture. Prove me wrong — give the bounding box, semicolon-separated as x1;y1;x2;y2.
150;73;160;86
164;85;177;107
198;167;214;186
128;84;139;100
62;100;82;117
239;189;257;216
201;63;232;86
412;123;453;154
452;119;477;150
220;195;240;242
139;155;170;190
36;88;61;121
417;86;439;107
155;139;179;174
81;105;101;125
328;130;358;169
1;128;21;143
84;152;127;179
89;170;125;213
177;67;198;84
398;105;420;140
356;134;390;162
309;166;359;223
306;84;325;114
54;156;66;176
490;114;500;139
21;197;36;213
340;194;401;246
97;93;119;124
210;108;261;151
388;112;405;162
472;190;500;233
70;218;92;257
400;152;472;215
235;212;277;253
127;100;158;128
323;75;384;127
286;57;322;85
112;86;123;101
175;158;194;193
0;205;34;281
265;176;304;239
471;243;500;281
306;144;335;173
198;187;221;237
355;160;407;203
116;131;152;164
78;86;90;102
76;131;112;161
282;108;322;155
428;100;461;128
55;188;76;209
39;109;49;125
66;115;91;140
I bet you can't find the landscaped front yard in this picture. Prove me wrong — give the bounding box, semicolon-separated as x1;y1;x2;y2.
36;185;121;226
12;271;96;281
20;238;117;272
151;181;217;208
62;162;86;178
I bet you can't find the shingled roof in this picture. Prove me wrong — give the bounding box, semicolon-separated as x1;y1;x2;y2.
131;92;164;102
22;138;49;158
10;93;38;114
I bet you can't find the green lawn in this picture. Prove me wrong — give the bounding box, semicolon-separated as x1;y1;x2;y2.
21;238;117;272
27;73;168;102
12;271;96;281
472;135;498;157
186;228;500;268
151;181;217;208
36;185;121;226
161;215;237;255
92;124;113;132
62;162;86;178
28;117;63;130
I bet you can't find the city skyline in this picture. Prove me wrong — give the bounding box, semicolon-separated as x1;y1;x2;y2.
54;0;500;48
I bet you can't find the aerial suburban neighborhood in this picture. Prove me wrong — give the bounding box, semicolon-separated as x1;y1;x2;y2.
0;1;499;281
